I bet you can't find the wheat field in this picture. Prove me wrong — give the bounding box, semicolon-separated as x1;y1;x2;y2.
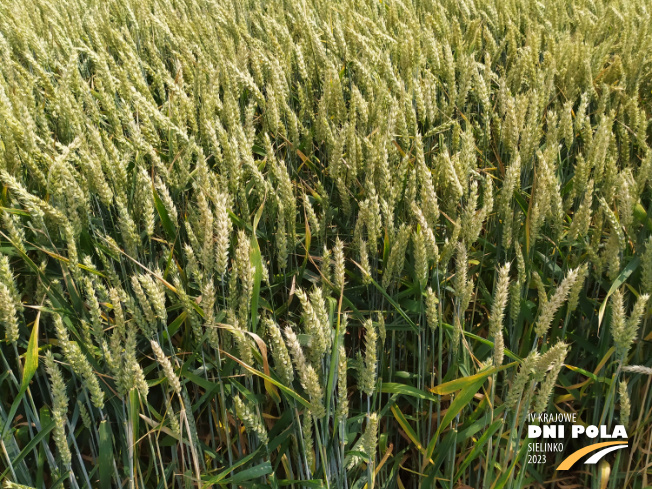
0;0;651;487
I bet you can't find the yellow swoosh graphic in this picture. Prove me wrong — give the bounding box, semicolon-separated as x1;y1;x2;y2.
557;441;628;470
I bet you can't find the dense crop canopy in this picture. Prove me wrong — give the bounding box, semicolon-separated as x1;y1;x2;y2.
0;0;651;487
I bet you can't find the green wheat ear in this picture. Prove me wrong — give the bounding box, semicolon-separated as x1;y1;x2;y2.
44;351;72;469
